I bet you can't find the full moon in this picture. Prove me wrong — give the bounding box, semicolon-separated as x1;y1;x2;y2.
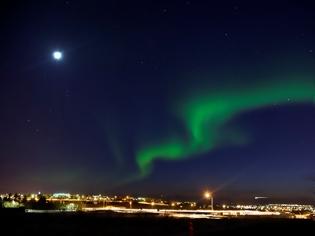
53;51;63;61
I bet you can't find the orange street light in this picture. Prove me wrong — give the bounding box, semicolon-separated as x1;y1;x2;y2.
204;191;213;210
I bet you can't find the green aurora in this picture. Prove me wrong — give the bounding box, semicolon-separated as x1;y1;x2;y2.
136;79;315;177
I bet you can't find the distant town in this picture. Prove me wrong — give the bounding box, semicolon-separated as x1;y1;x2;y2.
1;192;314;220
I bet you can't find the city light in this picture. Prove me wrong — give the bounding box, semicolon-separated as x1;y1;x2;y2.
204;191;211;199
1;192;314;220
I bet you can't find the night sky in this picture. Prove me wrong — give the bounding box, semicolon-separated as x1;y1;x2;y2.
1;0;315;203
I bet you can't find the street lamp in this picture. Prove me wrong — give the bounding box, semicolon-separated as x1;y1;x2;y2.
204;191;213;210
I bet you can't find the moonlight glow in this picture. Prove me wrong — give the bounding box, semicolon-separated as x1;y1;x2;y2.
52;51;63;61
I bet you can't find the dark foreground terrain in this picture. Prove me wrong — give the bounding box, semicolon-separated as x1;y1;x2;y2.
1;210;315;235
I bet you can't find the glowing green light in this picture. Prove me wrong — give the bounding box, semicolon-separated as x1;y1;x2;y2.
136;79;315;176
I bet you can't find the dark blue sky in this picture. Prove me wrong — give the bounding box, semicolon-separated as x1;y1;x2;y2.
0;0;314;203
